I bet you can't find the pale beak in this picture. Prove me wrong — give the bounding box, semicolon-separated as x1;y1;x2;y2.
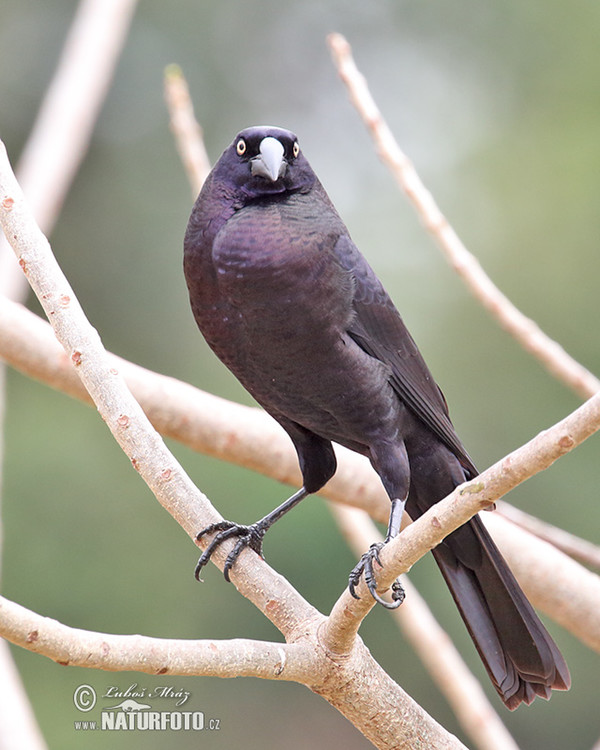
251;137;286;181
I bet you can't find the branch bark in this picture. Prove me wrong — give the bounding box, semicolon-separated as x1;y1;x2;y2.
0;595;314;680
163;65;211;196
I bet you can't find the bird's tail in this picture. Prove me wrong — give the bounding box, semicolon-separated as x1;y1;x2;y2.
431;514;571;709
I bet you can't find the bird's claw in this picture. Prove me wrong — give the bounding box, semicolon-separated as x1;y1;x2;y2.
348;542;405;610
195;520;266;582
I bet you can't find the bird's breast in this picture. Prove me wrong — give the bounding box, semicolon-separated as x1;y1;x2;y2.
211;201;352;329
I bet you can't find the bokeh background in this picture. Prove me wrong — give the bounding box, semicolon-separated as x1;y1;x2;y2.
1;1;599;748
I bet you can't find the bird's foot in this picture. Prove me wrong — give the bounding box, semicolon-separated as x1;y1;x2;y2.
348;542;405;610
194;520;267;583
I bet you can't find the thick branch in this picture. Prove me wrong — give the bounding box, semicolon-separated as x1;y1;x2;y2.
0;591;466;749
0;595;314;681
327;32;600;401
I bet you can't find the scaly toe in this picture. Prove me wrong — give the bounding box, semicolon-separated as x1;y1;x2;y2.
347;542;403;609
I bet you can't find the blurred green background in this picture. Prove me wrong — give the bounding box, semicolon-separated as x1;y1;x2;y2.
1;0;599;748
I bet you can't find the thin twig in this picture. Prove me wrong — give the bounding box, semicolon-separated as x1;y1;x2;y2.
496;500;600;570
330;504;519;750
164;65;211;196
327;32;600;402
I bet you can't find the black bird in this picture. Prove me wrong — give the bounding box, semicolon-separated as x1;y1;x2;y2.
183;125;570;709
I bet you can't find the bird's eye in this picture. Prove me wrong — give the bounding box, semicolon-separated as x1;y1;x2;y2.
292;141;300;158
236;139;247;156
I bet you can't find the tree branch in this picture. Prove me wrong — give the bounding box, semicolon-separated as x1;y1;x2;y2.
327;32;600;401
0;595;315;680
163;65;211;196
496;500;600;570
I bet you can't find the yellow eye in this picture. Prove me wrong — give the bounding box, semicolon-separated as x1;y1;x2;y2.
236;139;246;156
292;141;300;158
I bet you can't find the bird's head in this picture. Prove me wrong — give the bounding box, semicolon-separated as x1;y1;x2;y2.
213;126;317;202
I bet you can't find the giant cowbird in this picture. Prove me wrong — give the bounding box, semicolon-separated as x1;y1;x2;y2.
183;125;570;708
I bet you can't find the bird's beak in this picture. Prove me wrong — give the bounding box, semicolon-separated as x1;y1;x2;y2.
251;137;286;182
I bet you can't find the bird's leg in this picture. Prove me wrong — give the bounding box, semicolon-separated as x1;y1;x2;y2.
348;497;406;609
194;488;309;582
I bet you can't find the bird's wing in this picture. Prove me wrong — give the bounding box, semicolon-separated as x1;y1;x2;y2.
334;235;477;476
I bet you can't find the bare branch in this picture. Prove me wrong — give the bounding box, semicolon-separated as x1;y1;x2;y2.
164;66;211;196
497;500;600;570
0;594;314;681
327;32;600;401
0;591;468;748
311;637;468;750
330;504;519;750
